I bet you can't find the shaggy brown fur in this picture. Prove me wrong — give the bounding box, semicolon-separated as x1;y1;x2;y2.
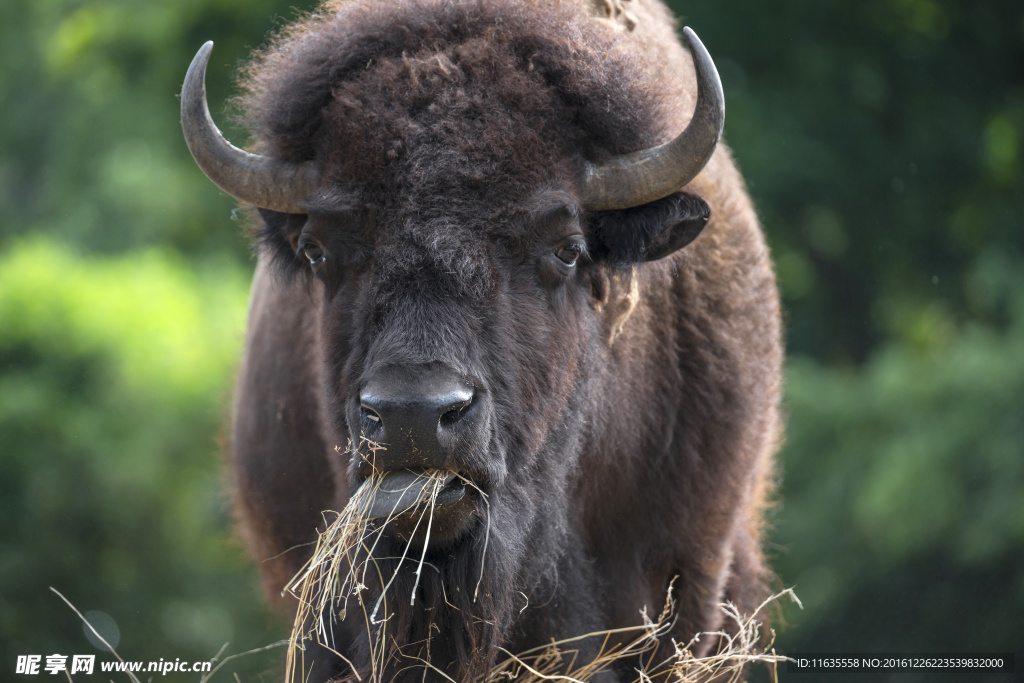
225;1;781;681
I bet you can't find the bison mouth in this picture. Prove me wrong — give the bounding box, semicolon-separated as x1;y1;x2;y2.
361;468;466;519
358;467;481;546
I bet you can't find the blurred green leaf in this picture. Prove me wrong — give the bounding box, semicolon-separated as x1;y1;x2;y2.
0;238;278;675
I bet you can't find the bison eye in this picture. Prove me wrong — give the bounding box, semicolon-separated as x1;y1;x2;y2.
554;244;583;267
298;238;326;271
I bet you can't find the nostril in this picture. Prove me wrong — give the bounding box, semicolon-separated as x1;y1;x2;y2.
360;404;382;429
439;394;473;428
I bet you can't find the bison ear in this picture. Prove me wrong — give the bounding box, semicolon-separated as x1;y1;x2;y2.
589;192;710;265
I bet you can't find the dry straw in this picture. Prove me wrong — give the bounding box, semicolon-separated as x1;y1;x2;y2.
50;488;796;683
283;449;800;683
284;444;478;683
484;587;800;683
48;431;797;683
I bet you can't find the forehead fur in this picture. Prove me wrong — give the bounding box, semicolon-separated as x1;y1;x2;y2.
237;0;670;210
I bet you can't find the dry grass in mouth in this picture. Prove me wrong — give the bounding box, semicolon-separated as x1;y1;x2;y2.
284;459;482;683
284;444;797;683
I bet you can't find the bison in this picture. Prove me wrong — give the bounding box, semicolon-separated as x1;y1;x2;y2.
181;0;782;680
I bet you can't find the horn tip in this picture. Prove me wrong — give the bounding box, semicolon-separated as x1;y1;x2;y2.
186;41;215;80
193;41;214;66
681;27;710;61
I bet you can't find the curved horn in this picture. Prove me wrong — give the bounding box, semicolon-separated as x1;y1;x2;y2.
181;41;320;213
580;27;725;211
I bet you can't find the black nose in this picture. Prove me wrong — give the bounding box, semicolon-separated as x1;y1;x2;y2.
357;364;478;472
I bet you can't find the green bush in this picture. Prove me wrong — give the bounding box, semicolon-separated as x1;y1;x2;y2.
775;283;1024;669
0;239;281;677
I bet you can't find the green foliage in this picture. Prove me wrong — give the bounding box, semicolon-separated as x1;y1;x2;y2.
675;0;1024;362
776;287;1024;660
0;240;278;676
0;0;319;257
1;0;1022;675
